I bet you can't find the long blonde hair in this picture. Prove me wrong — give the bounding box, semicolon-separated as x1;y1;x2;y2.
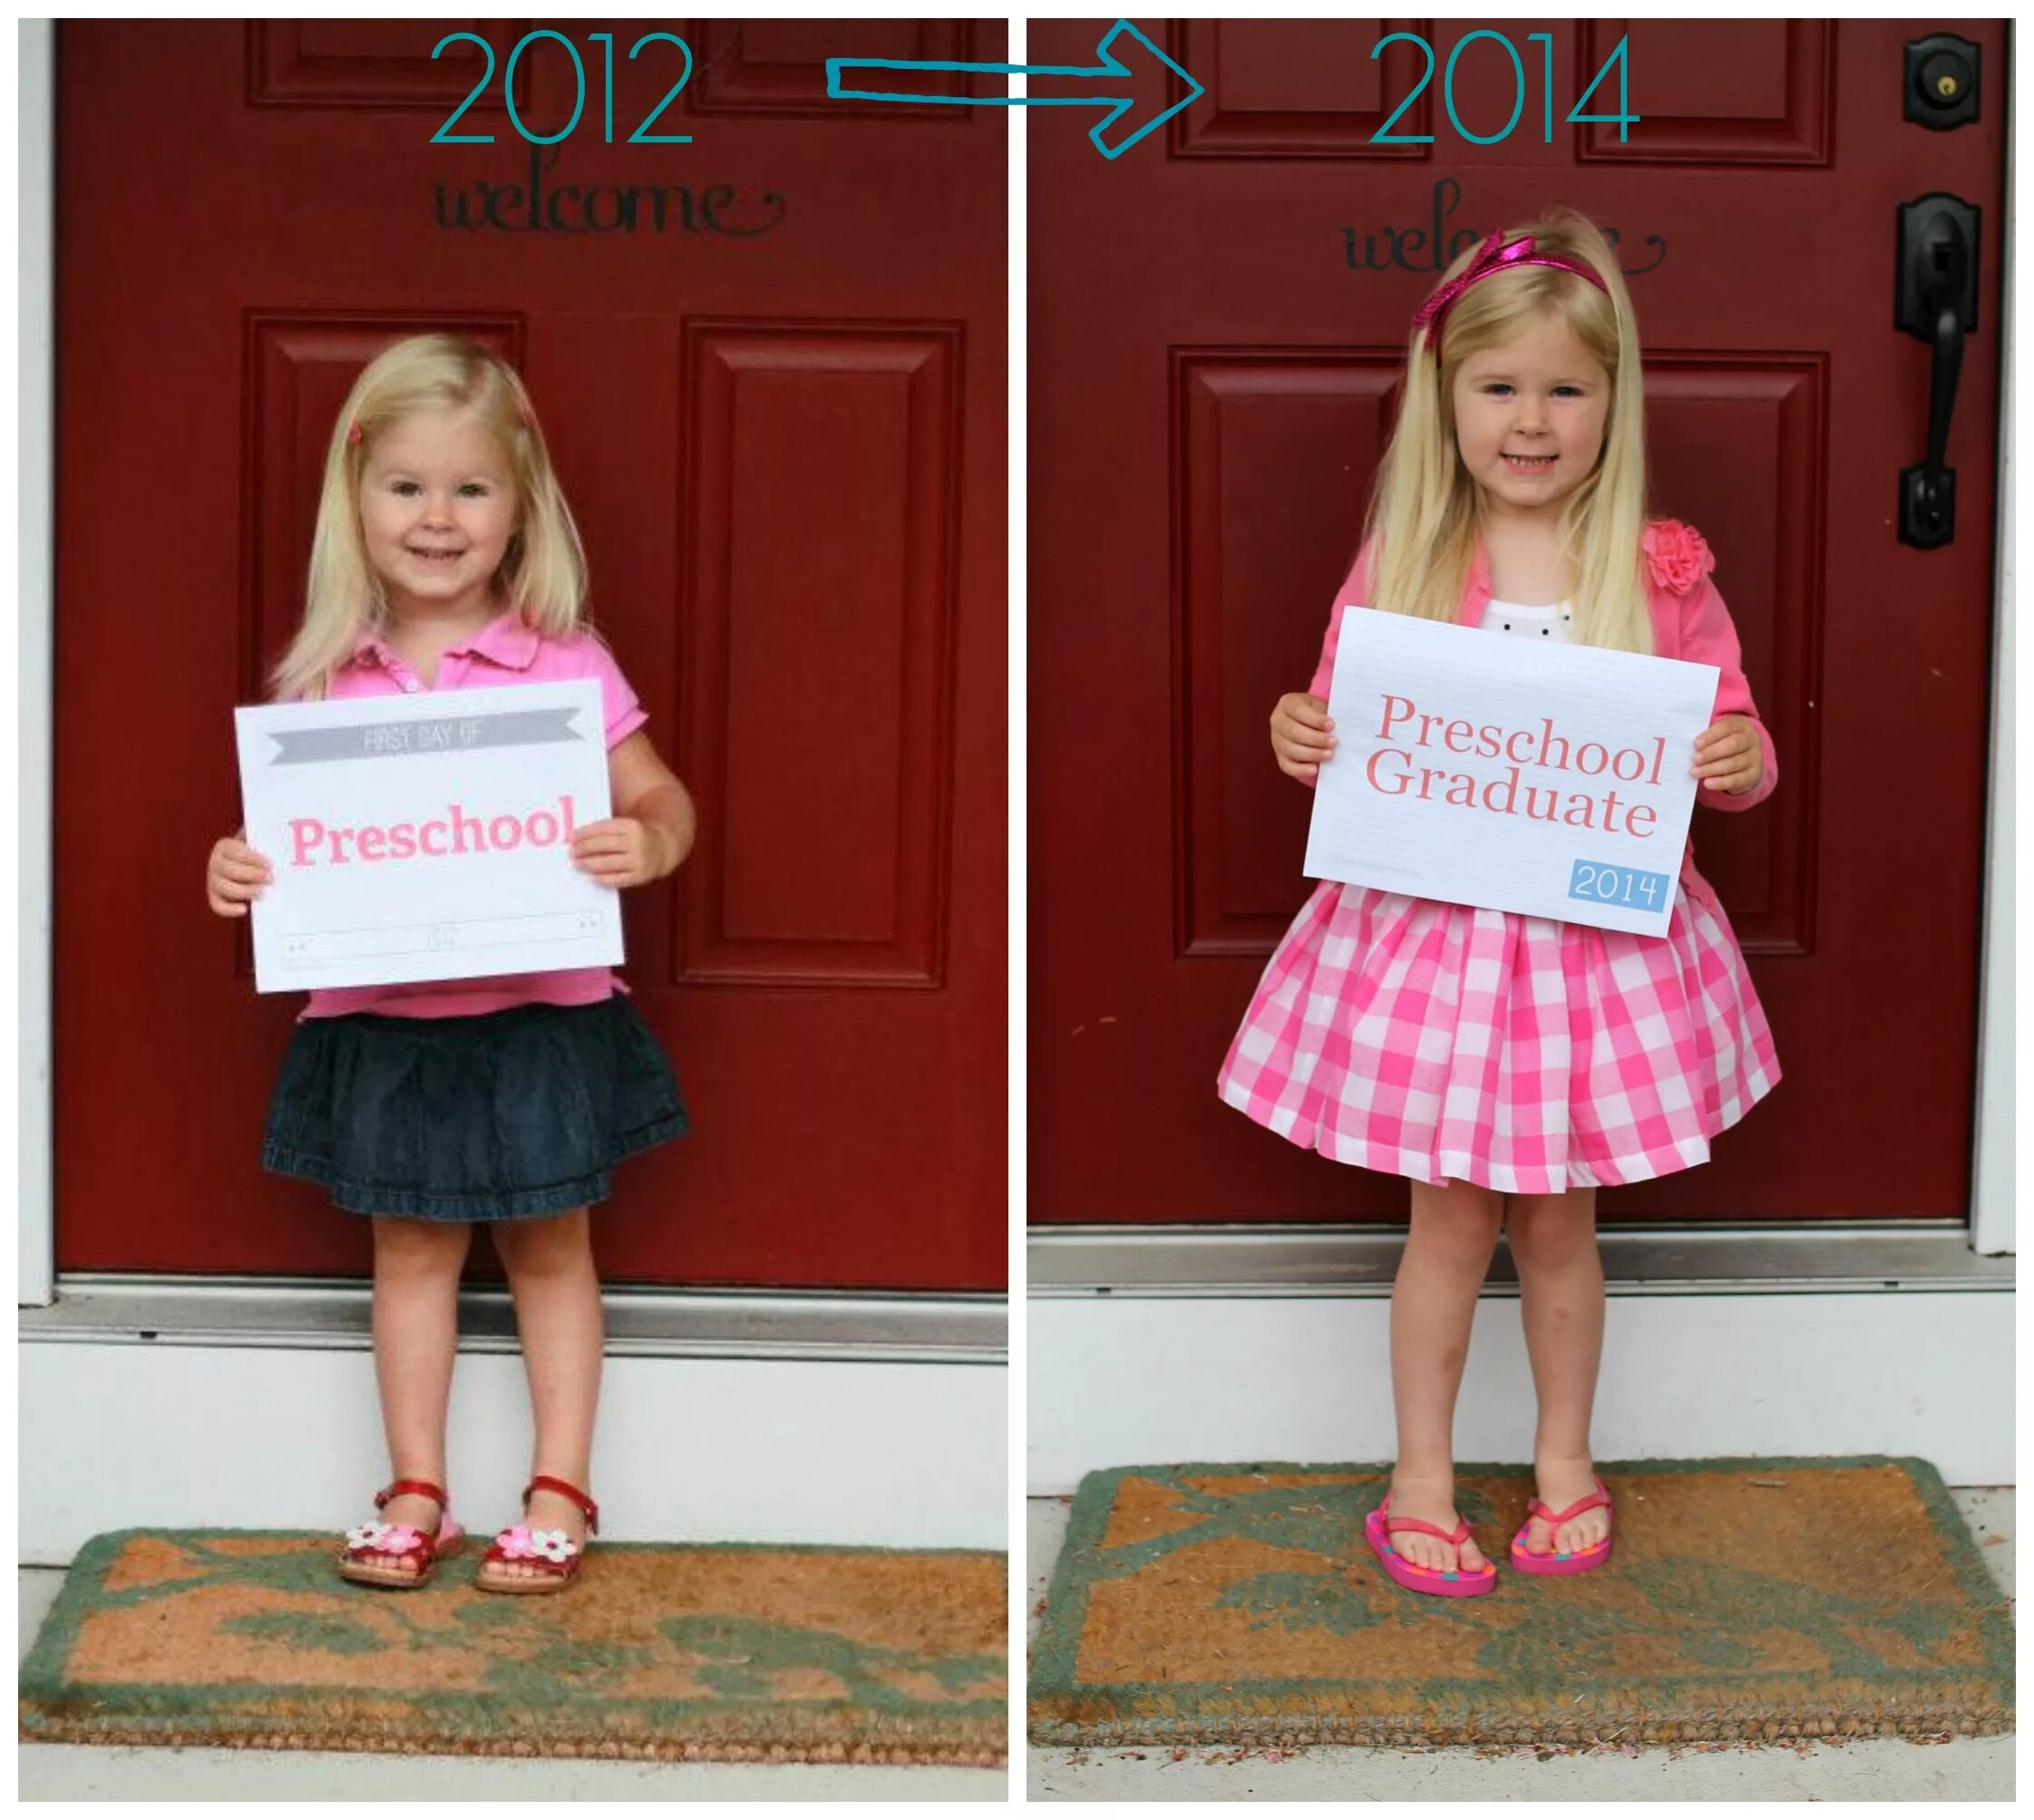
270;335;590;700
1358;207;1653;655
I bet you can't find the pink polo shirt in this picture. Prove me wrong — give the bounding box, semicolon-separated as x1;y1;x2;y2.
297;609;648;1022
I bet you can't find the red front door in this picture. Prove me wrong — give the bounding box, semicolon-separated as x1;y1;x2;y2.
55;19;1006;1288
1031;17;2005;1222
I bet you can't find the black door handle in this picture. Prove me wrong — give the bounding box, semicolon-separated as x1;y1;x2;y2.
1895;195;1980;550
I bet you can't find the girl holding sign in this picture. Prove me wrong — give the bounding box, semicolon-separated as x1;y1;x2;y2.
205;336;691;1593
1219;211;1780;1597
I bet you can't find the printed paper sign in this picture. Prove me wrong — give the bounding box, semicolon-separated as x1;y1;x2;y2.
235;680;621;991
1305;611;1720;937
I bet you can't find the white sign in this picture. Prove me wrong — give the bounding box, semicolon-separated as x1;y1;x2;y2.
1305;611;1720;936
235;680;622;992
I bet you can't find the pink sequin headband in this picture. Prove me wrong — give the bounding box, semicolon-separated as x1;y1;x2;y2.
1411;230;1610;358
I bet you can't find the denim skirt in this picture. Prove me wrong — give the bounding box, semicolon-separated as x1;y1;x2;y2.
261;996;687;1222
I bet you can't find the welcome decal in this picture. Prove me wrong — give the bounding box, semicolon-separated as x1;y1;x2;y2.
1305;612;1719;936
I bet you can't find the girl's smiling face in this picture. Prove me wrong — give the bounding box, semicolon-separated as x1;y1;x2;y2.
357;408;518;621
1450;312;1611;522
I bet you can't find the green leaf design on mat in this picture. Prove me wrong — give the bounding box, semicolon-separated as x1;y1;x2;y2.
1085;1474;1388;1579
1066;1471;1510;1616
661;1614;1004;1708
1455;1557;1971;1689
477;1633;658;1698
1214;1571;1387;1637
1624;1559;1969;1679
1680;1632;1757;1670
102;1541;597;1663
220;1611;390;1657
82;1538;354;1614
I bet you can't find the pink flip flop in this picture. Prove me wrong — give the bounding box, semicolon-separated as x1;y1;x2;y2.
1509;1475;1615;1575
1362;1492;1498;1597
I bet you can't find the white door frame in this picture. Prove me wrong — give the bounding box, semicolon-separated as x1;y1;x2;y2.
1966;92;2015;1258
19;18;57;1305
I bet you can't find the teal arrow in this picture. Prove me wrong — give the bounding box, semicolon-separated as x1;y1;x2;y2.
825;20;1202;161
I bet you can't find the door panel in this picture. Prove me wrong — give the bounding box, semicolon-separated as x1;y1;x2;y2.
1031;17;2004;1221
55;20;1006;1287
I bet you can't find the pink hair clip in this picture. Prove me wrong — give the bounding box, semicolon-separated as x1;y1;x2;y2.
345;421;363;448
1411;230;1610;358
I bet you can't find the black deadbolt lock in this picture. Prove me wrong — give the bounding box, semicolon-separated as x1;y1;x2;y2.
1904;34;1980;130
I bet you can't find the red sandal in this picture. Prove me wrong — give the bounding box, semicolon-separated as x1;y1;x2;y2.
1363;1491;1498;1597
474;1474;599;1594
1510;1475;1615;1575
336;1478;463;1590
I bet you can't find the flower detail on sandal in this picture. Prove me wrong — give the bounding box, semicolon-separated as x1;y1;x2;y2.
494;1525;579;1563
476;1474;599;1594
336;1478;462;1590
345;1522;423;1555
1641;519;1716;596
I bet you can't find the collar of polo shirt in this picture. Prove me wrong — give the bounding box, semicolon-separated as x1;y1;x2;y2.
351;608;543;674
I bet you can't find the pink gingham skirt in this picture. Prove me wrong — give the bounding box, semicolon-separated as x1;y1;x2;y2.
1216;880;1779;1192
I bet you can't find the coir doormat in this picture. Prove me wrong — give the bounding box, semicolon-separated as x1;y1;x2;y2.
1029;1457;2012;1750
22;1531;1007;1766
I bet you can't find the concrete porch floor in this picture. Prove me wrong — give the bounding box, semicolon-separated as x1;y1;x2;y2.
18;1570;1006;1801
1027;1488;2015;1802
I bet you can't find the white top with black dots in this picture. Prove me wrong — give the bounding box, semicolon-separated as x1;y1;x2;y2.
1479;598;1575;643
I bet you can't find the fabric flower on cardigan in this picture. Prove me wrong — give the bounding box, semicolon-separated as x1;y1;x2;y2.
494;1525;579;1562
1642;519;1717;596
346;1522;423;1554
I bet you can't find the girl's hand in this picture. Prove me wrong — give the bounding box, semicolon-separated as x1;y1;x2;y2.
207;834;273;917
1693;715;1765;794
1271;692;1336;782
572;817;672;890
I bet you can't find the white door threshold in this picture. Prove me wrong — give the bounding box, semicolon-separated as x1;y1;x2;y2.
21;1282;1007;1565
1030;1220;2015;1295
23;1273;1005;1360
1028;1287;2012;1492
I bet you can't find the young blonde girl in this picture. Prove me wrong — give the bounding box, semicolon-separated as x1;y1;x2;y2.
205;335;694;1593
1218;209;1780;1596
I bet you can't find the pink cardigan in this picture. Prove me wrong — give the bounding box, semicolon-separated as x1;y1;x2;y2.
1303;521;1777;901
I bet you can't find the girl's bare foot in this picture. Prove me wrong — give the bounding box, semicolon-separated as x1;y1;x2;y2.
1524;1455;1611;1555
487;1484;590;1583
1386;1470;1489;1575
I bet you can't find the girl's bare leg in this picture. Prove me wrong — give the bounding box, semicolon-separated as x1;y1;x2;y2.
1387;1178;1505;1573
364;1216;473;1572
489;1206;604;1578
1506;1186;1611;1555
